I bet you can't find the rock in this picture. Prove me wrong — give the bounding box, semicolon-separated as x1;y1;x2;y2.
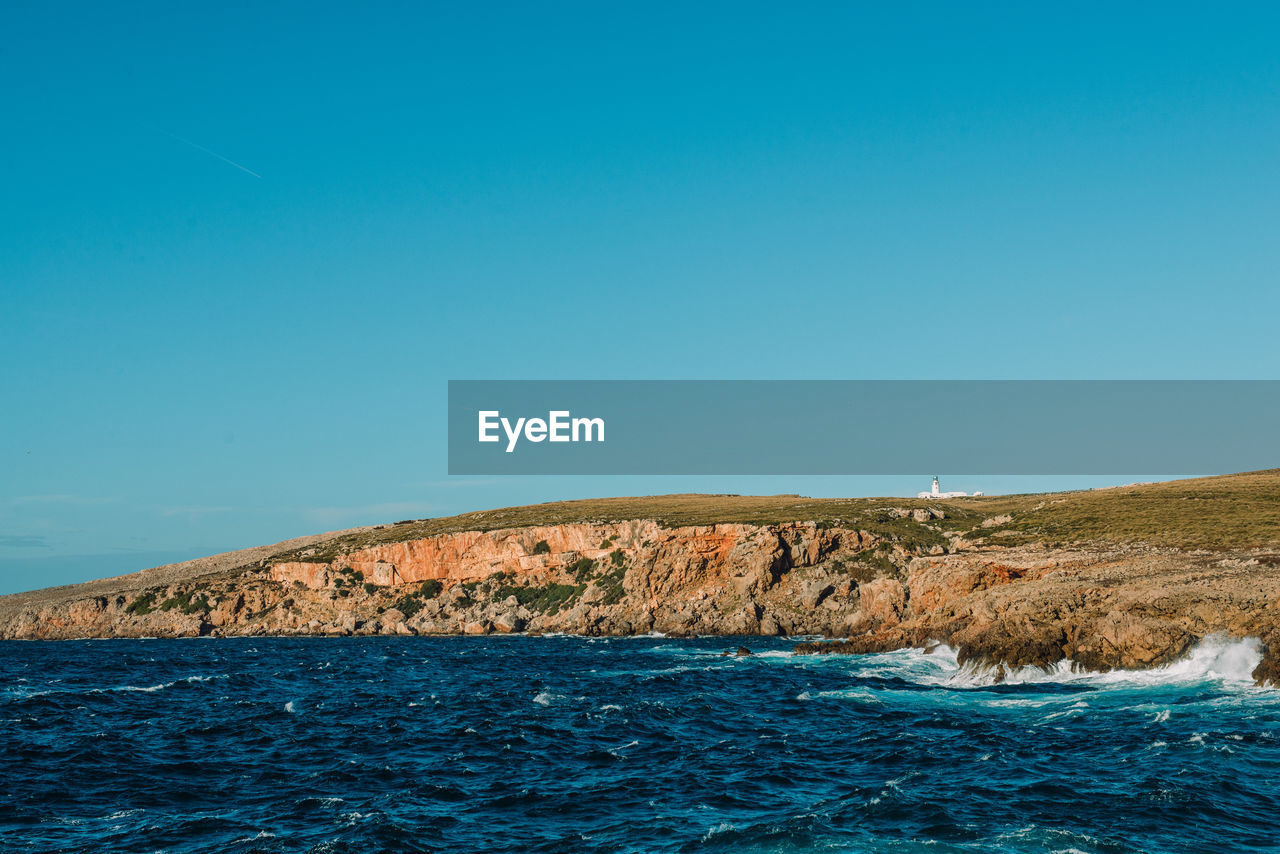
269;563;330;589
859;578;906;625
1083;612;1195;669
1253;632;1280;687
794;630;912;655
799;581;835;609
462;620;491;635
908;558;1027;614
493;614;526;633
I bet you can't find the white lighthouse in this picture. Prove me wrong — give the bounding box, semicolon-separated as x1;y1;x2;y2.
918;476;983;499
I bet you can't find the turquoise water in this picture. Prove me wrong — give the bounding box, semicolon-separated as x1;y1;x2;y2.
2;636;1277;852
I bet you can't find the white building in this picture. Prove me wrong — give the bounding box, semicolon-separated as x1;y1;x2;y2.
918;476;983;499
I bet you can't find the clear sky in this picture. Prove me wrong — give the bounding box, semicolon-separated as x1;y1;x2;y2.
3;3;1279;594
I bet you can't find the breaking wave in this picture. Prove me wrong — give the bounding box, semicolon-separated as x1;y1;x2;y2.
911;635;1264;689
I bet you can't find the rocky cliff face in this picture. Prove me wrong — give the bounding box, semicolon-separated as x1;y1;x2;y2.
0;521;878;641
5;511;1280;685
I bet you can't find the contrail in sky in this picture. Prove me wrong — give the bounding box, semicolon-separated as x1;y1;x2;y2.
156;128;261;178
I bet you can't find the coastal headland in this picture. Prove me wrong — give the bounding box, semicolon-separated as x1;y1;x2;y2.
5;471;1280;684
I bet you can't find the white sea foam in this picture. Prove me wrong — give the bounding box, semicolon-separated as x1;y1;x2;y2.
798;636;1267;701
607;739;640;757
232;831;277;843
908;635;1265;690
747;650;793;661
98;674;222;694
701;822;736;841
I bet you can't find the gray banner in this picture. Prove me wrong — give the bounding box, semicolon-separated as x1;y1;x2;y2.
447;380;1280;475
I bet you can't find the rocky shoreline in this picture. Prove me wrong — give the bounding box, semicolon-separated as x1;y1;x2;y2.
4;475;1280;685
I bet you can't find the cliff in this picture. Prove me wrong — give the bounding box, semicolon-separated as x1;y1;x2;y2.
4;471;1280;684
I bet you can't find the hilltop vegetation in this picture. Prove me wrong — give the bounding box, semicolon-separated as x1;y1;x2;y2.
269;469;1280;567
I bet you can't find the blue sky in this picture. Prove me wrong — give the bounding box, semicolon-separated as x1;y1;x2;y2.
3;3;1279;593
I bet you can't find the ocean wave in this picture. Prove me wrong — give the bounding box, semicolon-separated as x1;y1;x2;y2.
533;691;561;706
943;635;1264;689
105;674;224;694
796;637;1269;705
7;673;224;701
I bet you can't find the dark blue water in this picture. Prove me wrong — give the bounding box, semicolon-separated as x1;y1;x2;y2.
2;637;1278;853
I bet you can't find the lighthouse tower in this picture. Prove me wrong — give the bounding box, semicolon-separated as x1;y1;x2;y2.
918;476;983;499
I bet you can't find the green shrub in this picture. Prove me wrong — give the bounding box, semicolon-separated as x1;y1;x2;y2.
568;557;595;580
839;548;899;582
363;582;378;595
492;581;585;614
394;594;424;619
419;579;443;598
597;564;627;606
532;540;551;555
125;592;156;615
157;591;210;615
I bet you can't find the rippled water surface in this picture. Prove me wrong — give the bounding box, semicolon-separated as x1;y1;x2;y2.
2;636;1279;853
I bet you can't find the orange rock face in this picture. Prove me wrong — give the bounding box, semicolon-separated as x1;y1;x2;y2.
266;521;851;592
271;563;331;589
906;555;1052;614
270;522;667;588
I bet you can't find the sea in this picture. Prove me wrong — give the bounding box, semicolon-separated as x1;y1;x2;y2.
1;635;1277;853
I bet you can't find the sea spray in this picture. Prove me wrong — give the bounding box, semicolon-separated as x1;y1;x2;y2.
938;635;1263;689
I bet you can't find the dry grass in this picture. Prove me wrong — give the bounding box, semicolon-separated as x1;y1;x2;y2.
273;469;1280;563
971;469;1280;550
